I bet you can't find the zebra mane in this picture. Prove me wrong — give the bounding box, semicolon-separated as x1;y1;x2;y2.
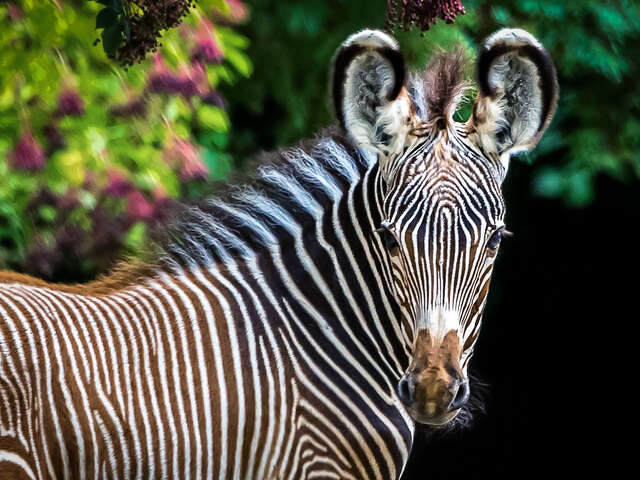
157;127;373;270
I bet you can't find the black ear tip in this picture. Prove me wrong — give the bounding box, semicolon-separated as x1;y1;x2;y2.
383;47;406;100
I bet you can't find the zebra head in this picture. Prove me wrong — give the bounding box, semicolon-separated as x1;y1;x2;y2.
333;29;558;425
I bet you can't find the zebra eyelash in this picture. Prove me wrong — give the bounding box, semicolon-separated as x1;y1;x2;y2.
487;226;513;250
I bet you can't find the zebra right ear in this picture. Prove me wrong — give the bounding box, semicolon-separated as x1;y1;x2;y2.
332;30;412;157
469;29;559;173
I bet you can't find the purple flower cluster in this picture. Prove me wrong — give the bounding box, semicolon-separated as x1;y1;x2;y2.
211;0;249;26
56;191;80;212
114;0;197;66
386;0;465;30
123;18;230;112
190;21;224;65
43;123;66;156
227;0;249;23
146;54;199;98
104;172;134;197
201;90;226;109
127;191;155;220
108;98;147;118
190;41;224;65
88;206;132;272
10;130;46;171
163;135;209;181
180;156;209;182
56;88;85;117
7;2;23;22
24;241;62;279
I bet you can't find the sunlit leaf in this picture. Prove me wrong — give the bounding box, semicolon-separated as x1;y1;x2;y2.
197;106;229;132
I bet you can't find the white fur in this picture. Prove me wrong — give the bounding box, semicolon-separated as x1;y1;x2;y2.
342;29;398;51
484;28;543;52
418;308;461;343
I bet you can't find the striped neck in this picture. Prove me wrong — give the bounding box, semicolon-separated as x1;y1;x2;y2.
160;134;413;384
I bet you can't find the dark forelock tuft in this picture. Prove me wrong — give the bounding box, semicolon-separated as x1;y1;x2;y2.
409;47;472;124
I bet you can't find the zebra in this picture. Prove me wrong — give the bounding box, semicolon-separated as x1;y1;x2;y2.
0;27;557;479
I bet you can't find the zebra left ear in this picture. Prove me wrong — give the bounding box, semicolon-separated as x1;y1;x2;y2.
470;29;559;171
332;30;413;158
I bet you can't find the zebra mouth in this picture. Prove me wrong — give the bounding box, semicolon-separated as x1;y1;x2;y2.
406;406;461;426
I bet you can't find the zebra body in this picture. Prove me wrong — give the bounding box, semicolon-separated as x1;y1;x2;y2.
0;146;411;479
1;28;558;479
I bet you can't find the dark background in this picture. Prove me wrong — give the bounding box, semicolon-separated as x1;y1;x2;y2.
402;169;634;478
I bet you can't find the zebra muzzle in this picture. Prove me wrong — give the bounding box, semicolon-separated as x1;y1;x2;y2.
397;329;469;425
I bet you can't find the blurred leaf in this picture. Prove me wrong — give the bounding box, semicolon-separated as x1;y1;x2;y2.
102;23;122;57
96;8;118;29
124;221;146;251
534;168;565;197
39;205;57;223
225;49;253;77
198;106;229;132
203;149;232;180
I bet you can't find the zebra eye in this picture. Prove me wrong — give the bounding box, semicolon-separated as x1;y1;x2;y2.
381;229;399;252
375;223;399;253
487;227;513;250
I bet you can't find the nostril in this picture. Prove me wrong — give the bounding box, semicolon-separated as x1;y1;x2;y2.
449;380;469;411
396;375;414;405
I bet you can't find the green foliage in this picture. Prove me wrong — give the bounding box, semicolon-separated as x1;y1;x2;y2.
227;0;640;206
222;0;385;162
0;0;251;280
471;0;640;207
1;0;638;282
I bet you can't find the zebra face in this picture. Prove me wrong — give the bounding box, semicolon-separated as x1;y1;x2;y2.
380;135;507;425
333;29;557;425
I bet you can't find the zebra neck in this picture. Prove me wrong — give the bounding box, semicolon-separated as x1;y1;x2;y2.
162;137;412;383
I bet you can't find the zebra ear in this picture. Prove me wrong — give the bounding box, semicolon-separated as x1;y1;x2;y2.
332;29;412;156
470;29;558;171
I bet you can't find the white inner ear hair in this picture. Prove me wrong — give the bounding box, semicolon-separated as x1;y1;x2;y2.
476;52;543;170
343;54;411;156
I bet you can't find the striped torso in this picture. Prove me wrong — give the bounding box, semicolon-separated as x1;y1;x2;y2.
0;138;414;480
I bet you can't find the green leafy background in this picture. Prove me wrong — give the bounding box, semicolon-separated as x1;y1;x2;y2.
225;0;639;207
0;0;251;280
1;0;638;281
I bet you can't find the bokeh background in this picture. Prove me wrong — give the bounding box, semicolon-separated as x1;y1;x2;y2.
1;0;636;476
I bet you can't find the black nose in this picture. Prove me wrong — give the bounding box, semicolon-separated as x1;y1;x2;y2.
448;379;469;411
397;374;414;405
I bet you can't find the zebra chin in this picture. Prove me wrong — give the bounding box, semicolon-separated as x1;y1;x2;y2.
405;406;461;426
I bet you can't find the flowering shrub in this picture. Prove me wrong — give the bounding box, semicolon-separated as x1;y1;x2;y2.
386;0;466;30
0;0;251;281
